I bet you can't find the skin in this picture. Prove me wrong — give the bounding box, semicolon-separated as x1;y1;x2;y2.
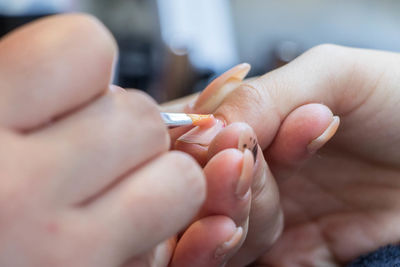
172;45;400;266
0;13;264;267
0;13;237;267
3;13;400;267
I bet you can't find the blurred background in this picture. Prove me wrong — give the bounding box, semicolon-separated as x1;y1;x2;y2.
1;0;400;103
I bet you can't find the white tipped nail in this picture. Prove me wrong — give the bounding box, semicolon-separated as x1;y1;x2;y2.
214;227;243;259
307;116;340;153
194;63;251;113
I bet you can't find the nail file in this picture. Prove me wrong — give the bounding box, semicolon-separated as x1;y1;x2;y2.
161;112;214;128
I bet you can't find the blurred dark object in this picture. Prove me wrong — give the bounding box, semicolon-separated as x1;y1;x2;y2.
148;46;214;103
273;41;302;69
0;14;52;37
117;37;153;91
347;244;400;267
149;46;194;102
116;36;214;103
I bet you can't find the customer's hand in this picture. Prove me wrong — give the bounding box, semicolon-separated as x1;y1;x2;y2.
168;64;283;267
0;14;206;267
173;45;400;266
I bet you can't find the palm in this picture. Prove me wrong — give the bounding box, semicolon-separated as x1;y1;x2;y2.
165;47;400;266
263;145;400;266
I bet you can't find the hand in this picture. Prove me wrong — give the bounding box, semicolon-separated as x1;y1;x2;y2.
168;65;283;267
0;14;206;267
170;122;273;267
176;45;400;266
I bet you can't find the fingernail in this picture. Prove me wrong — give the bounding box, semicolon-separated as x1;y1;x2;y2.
236;149;254;199
194;63;251;113
109;85;125;93
215;227;243;260
307;116;340;153
238;128;258;162
177;118;225;146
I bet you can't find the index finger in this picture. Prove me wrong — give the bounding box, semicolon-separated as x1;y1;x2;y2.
0;13;117;131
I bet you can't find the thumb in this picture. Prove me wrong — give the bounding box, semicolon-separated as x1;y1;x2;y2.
191;44;389;149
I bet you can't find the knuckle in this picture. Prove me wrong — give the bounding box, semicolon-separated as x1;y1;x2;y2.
217;81;270;125
114;90;169;150
42;13;117;78
305;44;347;61
62;13;117;56
217;80;281;146
166;151;206;202
308;43;340;54
126;89;159;114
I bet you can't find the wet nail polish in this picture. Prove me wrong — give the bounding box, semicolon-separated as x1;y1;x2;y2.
236;149;254;199
177;118;225;146
307;116;340;153
215;227;243;260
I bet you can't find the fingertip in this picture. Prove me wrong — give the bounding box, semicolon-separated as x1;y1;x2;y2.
307;115;340;153
0;13;118;130
61;13;118;60
40;13;118;82
172;216;241;267
174;118;225;166
174;141;209;166
267;103;337;168
169;150;207;205
201;149;252;224
204;148;243;176
208;122;256;160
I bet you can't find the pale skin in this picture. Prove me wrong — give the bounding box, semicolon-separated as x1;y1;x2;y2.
0;13;259;267
170;45;400;266
1;13;400;267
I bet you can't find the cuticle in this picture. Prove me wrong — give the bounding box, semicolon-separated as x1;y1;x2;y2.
213;113;228;128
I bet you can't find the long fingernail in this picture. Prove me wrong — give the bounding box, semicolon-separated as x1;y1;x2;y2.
307;116;340;153
215;227;243;260
238;128;258;162
177;118;225;146
194;63;251;113
236;149;254;199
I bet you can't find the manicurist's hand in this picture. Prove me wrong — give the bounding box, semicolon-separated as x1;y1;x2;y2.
174;45;400;266
0;14;206;267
